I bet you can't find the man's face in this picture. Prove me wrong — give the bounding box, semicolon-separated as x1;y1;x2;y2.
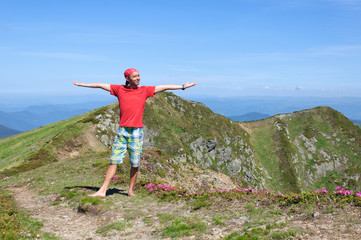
127;71;140;86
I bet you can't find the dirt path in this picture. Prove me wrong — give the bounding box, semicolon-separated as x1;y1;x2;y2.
7;185;192;240
7;185;361;240
9;185;110;240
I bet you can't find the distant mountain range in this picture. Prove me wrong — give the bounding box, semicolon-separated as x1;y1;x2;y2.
227;112;271;122
193;96;361;121
0;124;22;139
0;101;115;132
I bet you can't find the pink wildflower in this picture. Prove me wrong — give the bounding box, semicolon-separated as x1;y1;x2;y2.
295;196;299;199
320;189;328;194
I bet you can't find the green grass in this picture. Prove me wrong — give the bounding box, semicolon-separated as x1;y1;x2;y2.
0;189;44;239
0;115;84;172
250;122;284;192
212;214;226;226
96;221;131;236
162;218;208;238
271;229;298;239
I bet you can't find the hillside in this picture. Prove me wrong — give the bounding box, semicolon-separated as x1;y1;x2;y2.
1;92;361;239
241;107;361;193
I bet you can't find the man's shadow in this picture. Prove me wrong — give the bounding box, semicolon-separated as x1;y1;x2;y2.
65;186;129;196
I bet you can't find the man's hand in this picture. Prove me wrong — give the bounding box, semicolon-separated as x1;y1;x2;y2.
184;81;197;89
73;81;85;87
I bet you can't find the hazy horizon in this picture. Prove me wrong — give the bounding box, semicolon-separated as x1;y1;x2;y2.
1;93;361;121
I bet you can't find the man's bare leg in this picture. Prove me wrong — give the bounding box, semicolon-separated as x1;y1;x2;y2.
89;164;118;197
128;166;138;196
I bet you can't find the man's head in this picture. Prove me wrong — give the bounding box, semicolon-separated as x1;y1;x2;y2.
124;68;140;88
124;68;138;79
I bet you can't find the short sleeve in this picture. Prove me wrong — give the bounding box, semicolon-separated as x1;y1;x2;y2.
146;86;156;98
110;85;122;97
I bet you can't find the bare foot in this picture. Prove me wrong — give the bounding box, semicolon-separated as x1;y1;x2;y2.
88;192;106;197
127;192;136;197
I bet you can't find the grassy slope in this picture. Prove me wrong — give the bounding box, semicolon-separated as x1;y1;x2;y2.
243;106;361;193
0;106;109;175
0;114;82;171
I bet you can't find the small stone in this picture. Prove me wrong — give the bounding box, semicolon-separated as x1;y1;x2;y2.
312;212;320;218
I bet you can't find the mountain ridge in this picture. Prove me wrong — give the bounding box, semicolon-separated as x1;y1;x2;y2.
1;92;361;239
1;92;360;193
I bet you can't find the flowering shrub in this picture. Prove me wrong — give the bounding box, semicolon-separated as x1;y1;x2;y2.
139;182;361;208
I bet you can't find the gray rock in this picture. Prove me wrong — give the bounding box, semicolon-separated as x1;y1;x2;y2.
312;212;320;218
206;140;217;152
227;158;242;175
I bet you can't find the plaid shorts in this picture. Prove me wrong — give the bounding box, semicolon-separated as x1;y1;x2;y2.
110;127;144;167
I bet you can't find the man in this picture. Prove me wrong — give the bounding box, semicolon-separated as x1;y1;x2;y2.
73;68;197;196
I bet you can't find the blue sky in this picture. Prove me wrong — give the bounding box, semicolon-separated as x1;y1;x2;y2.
1;0;361;106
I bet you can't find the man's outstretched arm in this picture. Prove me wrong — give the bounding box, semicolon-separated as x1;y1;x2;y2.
154;81;197;94
73;81;111;92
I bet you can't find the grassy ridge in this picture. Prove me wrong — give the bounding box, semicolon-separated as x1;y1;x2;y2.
245;106;361;193
0;116;80;171
0;107;105;173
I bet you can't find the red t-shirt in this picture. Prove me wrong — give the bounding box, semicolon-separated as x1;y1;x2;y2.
110;85;155;127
